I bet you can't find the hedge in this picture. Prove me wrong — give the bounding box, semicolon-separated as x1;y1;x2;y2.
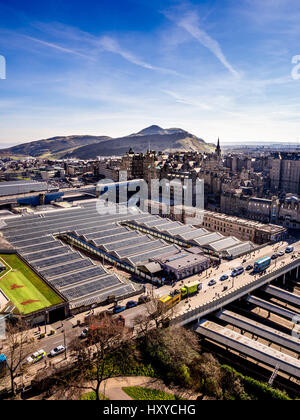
221;365;291;400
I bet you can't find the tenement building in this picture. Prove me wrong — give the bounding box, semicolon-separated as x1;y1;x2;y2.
270;152;300;194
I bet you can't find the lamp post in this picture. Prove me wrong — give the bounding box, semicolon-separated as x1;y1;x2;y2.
44;310;48;334
62;323;67;360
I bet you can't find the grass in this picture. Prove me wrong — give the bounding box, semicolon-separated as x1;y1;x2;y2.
0;254;62;314
122;387;183;401
81;391;110;400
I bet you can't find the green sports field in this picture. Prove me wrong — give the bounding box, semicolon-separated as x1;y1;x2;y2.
0;254;62;315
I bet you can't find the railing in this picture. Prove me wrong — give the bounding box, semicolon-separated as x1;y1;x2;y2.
171;258;300;326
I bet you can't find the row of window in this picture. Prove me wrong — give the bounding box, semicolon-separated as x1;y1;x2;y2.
203;219;252;235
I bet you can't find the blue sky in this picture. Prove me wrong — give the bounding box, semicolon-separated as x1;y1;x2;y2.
0;0;300;146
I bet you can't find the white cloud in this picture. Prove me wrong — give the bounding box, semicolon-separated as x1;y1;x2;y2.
23;35;92;60
96;35;179;75
164;9;240;78
24;23;179;75
163;89;212;110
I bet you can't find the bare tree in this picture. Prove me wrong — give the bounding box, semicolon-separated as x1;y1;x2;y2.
133;297;175;333
55;313;131;401
1;320;31;397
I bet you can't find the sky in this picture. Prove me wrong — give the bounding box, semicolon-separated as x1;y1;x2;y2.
0;0;300;147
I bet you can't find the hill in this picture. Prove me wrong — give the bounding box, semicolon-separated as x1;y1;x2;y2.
0;135;111;159
64;126;215;158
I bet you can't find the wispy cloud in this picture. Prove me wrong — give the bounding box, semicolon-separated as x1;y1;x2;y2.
23;35;93;60
97;35;179;75
164;8;240;78
163;89;212;110
23;23;179;75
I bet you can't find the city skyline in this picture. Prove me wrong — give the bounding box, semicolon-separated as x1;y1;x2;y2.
0;0;300;146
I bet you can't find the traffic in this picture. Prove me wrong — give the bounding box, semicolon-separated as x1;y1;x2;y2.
158;245;296;310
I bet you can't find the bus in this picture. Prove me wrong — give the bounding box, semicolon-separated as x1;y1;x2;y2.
253;257;271;273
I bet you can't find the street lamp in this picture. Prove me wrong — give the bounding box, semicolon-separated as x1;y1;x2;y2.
62;323;67;360
44;311;48;334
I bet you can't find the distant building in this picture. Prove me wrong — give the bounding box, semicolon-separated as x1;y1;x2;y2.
270;152;300;194
197;210;286;244
0;180;49;197
215;137;221;158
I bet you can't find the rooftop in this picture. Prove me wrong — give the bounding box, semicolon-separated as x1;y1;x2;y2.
203;210;285;233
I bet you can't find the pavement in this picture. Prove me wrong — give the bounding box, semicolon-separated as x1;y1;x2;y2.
47;376;198;400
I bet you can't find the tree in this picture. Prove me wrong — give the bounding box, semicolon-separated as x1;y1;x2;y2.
139;324;200;389
55;312;131;401
190;353;245;400
133;297;175;334
1;319;31;397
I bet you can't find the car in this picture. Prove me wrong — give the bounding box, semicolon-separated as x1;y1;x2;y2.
231;266;244;277
208;280;217;287
271;253;278;260
138;295;151;304
113;305;126;314
50;345;66;358
126;300;138;309
285;246;294;253
220;274;229;282
27;349;46;364
246;264;253;271
278;251;284;257
80;328;89;338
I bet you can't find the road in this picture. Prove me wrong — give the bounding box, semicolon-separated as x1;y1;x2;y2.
148;239;300;321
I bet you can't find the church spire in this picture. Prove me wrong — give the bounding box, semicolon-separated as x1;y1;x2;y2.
215;137;221;157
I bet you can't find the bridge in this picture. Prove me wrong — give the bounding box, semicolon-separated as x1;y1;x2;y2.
171;252;300;326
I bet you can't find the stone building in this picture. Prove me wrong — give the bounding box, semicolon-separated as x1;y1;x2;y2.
270;152;300;194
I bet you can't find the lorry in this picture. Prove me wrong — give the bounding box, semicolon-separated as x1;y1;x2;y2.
181;281;203;298
159;280;202;308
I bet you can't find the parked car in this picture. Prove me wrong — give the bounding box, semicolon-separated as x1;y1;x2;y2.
246;264;253;271
138;295;151;304
220;274;229;282
208;280;217;287
271;253;278;260
285;246;294;253
80;328;89;338
49;345;66;358
126;300;138;309
278;251;284;257
27;349;46;364
113;305;126;314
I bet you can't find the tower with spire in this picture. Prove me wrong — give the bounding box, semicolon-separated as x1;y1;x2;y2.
215;137;221;158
